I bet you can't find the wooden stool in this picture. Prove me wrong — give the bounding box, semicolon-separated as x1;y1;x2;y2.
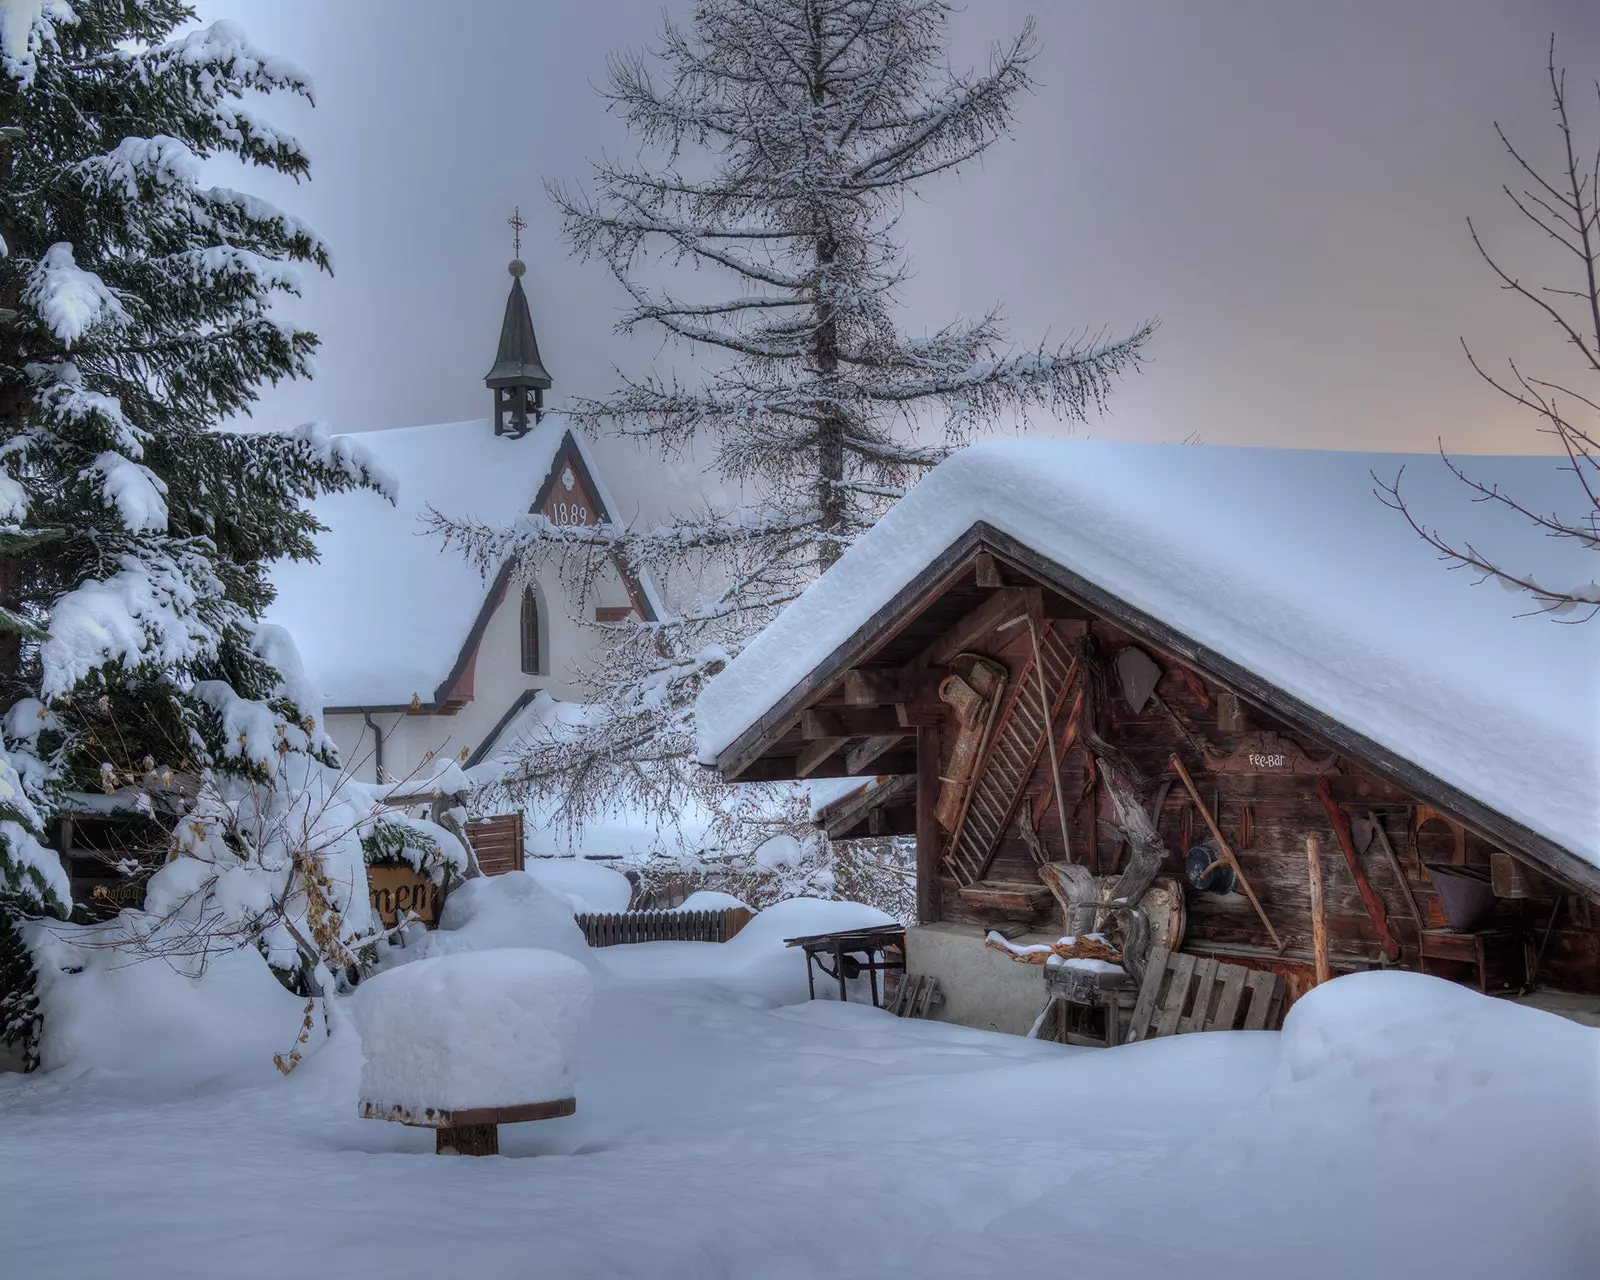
360;1098;576;1155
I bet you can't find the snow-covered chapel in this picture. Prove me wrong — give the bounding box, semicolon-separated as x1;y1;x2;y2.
268;256;661;792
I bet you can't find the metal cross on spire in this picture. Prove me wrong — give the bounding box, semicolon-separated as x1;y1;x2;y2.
508;206;527;260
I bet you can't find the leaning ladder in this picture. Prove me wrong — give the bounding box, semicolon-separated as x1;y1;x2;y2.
942;623;1078;886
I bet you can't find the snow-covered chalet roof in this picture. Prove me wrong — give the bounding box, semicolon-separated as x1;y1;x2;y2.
696;438;1600;870
268;417;660;709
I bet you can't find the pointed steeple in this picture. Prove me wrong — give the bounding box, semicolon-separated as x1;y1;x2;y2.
485;210;552;439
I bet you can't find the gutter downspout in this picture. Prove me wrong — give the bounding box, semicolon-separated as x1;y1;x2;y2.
363;711;385;784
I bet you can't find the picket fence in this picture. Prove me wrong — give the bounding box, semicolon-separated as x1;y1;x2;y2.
576;907;753;948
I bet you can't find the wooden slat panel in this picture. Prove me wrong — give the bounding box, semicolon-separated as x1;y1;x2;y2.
1125;944;1171;1044
1210;965;1248;1030
1241;970;1280;1030
1154;951;1196;1038
1180;956;1220;1034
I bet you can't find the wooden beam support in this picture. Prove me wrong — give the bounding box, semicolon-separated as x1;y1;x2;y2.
916;725;941;924
916;587;1039;669
795;736;846;778
801;707;903;739
846;733;908;775
972;552;1004;588
1317;777;1400;961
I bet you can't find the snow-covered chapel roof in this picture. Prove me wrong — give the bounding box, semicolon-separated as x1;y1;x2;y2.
268;417;653;709
696;438;1600;871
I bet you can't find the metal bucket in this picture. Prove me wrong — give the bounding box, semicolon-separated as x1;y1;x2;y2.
1425;864;1497;932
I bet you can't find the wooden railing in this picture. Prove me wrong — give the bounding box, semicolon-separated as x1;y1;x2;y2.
575;907;753;947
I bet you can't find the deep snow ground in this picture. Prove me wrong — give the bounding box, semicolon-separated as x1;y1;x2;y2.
3;918;1597;1279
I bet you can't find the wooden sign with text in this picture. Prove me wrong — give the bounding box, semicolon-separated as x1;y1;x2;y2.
1203;732;1339;776
367;864;441;928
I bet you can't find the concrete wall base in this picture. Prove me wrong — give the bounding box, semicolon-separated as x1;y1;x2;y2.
906;922;1056;1037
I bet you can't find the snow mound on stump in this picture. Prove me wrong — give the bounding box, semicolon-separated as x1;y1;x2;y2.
352;948;593;1112
524;858;633;914
397;870;591;967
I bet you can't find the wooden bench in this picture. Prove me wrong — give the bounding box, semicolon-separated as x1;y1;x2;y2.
1124;946;1285;1044
360;1097;576;1156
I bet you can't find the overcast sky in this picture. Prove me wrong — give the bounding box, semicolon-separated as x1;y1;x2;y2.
194;0;1598;516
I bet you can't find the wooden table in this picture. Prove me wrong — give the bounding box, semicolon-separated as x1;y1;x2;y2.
783;924;907;1008
360;1097;575;1155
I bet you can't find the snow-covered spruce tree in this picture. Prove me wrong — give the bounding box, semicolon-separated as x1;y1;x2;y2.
436;0;1153;857
0;2;393;979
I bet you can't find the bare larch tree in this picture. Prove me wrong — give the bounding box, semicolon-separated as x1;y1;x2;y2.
432;0;1154;843
1380;36;1600;620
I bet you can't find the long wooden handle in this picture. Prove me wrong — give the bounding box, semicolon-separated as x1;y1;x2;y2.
1306;835;1331;986
1169;755;1284;951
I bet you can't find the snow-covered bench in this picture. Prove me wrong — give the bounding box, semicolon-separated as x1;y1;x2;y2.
352;948;593;1155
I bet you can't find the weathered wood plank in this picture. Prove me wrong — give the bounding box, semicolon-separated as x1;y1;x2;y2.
1180;956;1220;1034
1154;951;1197;1039
1211;964;1247;1030
1316;777;1400;961
1125;944;1170;1043
916;724;941;924
1241;970;1280;1030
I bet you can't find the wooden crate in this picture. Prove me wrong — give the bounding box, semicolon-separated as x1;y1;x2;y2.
1125;946;1286;1043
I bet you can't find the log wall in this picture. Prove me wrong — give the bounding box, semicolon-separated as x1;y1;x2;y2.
935;618;1600;998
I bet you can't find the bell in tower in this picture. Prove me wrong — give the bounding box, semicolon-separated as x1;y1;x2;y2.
484;209;553;439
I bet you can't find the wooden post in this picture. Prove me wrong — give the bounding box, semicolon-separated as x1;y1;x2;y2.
437;1124;498;1156
916;724;941;924
1306;835;1331;987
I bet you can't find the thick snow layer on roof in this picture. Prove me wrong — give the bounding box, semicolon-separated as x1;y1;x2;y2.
696;440;1600;866
266;418;641;708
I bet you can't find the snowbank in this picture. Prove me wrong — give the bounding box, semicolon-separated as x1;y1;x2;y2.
21;919;306;1080
391;870;590;966
696;440;1599;866
671;890;752;913
524;857;633;913
351;948;593;1111
595;897;894;1005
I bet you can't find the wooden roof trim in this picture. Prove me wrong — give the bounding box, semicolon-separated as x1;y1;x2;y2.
712;526;988;781
714;520;1600;898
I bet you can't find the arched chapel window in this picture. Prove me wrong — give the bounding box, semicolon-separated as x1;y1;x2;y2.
520;586;541;675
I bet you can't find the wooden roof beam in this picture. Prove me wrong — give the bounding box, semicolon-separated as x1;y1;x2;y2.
914;586;1039;670
795;736;847;778
801;708;904;739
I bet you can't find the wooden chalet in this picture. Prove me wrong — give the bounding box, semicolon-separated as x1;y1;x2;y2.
699;442;1600;1036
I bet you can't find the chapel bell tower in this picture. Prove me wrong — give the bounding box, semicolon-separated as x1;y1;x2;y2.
484;208;553;439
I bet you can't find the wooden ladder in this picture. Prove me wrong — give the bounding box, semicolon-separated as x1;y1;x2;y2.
943;623;1078;886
